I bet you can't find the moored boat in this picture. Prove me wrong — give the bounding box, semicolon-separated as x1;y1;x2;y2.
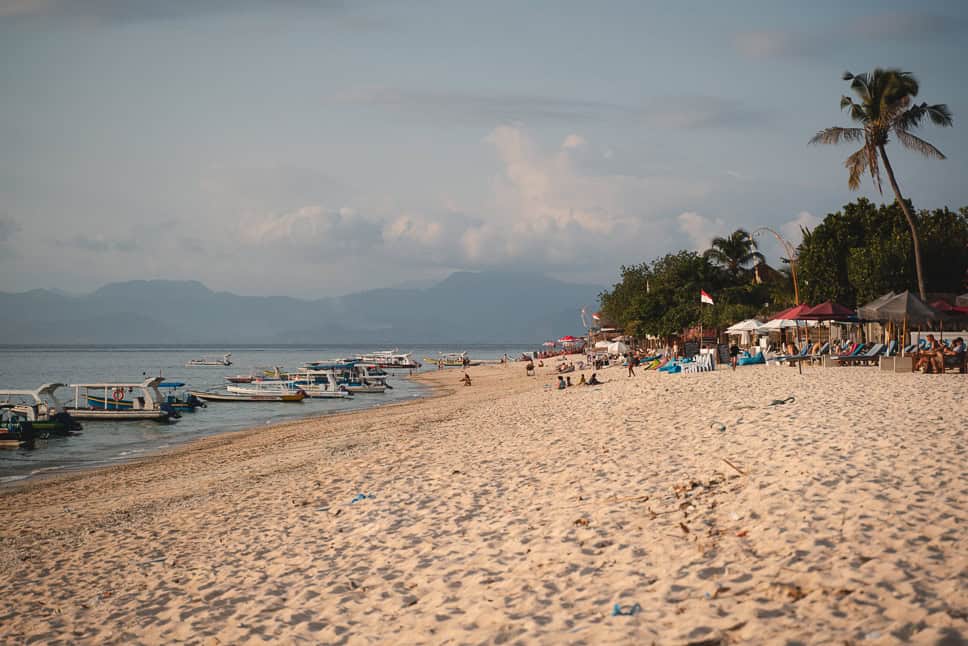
355;350;421;370
189;388;306;402
424;351;479;367
66;378;180;422
186;353;233;367
0;384;82;435
87;381;205;412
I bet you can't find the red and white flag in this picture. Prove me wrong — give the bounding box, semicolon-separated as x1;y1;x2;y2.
700;290;714;305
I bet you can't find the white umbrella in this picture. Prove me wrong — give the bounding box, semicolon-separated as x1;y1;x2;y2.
607;341;629;355
758;318;798;331
726;319;766;333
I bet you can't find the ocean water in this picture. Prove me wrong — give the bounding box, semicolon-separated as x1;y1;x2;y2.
0;344;536;484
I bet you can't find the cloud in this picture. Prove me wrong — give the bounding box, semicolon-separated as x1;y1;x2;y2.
0;0;389;28
735;12;966;60
238;205;383;254
0;214;20;242
780;210;820;245
677;211;726;251
334;87;619;124
336;87;764;130
58;234;140;253
733;30;818;60
637;96;764;129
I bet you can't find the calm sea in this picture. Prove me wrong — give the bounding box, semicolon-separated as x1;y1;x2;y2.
0;344;536;484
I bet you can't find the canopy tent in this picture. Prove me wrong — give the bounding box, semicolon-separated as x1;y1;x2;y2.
857;291;896;321
771;303;814;320
759;318;798;331
607;341;629;355
860;290;942;324
726;319;766;333
594;340;611;349
800;301;857;321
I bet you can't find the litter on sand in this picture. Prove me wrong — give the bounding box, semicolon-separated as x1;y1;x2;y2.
768;396;796;406
350;493;373;504
612;602;642;616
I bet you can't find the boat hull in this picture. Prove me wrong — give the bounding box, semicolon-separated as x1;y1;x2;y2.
66;408;174;422
87;395;202;412
189;390;306;402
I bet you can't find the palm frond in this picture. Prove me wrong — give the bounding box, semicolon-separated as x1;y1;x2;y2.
809;127;864;145
926;103;953;127
895;129;946;159
845;145;868;191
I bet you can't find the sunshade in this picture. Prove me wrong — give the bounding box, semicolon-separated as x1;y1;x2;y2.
861;290;943;324
799;301;856;321
857;291;896;320
770;303;813;320
758;318;798;331
726;319;765;333
957;293;968;307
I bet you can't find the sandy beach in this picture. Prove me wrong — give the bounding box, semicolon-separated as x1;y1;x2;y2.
1;359;965;644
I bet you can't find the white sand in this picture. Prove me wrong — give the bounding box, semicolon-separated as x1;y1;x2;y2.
1;360;965;644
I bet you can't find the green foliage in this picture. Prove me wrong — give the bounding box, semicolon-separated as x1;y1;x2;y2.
702;229;765;278
797;198;968;305
599;239;781;339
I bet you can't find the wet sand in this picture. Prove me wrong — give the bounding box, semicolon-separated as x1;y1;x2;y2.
1;359;965;644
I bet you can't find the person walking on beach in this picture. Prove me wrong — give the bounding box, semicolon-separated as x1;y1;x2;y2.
627;354;637;377
729;343;740;371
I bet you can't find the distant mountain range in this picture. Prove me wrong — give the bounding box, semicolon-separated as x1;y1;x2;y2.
0;271;603;345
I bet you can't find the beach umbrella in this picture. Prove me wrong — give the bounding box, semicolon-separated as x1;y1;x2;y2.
799;301;857;321
557;335;580;344
726;319;766;333
957;293;968;307
868;290;942;325
770;303;813;320
857;291;897;321
758;318;798;331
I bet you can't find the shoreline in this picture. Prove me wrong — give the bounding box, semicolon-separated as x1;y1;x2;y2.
1;359;964;643
0;370;448;492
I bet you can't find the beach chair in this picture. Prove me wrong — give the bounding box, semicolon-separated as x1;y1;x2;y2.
683;353;714;373
836;343;885;366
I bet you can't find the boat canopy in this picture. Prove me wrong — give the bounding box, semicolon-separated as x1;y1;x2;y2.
159;382;186;388
0;383;68;404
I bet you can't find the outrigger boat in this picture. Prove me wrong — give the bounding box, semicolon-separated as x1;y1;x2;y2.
66;378;180;422
354;350;421;370
186;353;233;367
0;406;41;449
87;381;205;413
423;351;479;367
190;386;306;402
225;381;310;399
334;364;391;393
287;367;353;398
0;384;82;434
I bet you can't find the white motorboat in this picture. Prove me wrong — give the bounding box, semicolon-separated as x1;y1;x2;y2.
66;378;179;422
186;353;233;367
355;350;421;370
286;369;353;399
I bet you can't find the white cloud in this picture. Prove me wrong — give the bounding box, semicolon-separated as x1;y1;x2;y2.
677;211;726;251
780;210;821;245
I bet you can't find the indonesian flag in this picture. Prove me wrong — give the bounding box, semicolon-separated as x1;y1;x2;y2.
700;290;714;305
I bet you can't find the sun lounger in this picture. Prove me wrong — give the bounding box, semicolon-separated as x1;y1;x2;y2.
835;343;885;366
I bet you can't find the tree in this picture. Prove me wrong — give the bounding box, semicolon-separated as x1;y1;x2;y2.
702;228;764;278
809;68;953;300
796;198;968;306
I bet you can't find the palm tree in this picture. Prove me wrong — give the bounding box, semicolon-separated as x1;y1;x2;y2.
703;228;765;278
809;68;952;299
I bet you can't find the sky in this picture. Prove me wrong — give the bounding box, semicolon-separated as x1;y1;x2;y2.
2;0;967;297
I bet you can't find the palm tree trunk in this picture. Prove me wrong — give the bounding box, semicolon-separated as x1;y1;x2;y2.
878;145;927;300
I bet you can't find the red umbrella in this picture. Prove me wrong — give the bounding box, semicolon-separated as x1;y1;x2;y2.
770;303;813;320
557;335;579;343
799;301;857;321
931;300;968;316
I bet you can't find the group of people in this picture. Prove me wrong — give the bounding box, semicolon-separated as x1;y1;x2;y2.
915;335;966;373
557;373;602;389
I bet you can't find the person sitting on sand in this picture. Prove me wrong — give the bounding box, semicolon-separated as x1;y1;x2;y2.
578;373;586;385
587;372;602;385
525;361;535;376
566;376;572;387
461;373;472;386
557;375;566;390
